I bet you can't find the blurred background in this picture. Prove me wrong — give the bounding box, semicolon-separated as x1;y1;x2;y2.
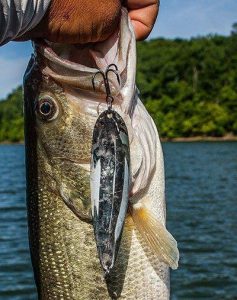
0;0;236;299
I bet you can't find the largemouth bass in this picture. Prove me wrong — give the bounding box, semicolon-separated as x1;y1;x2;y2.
23;8;179;300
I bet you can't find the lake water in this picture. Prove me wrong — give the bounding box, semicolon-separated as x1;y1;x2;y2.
0;142;236;299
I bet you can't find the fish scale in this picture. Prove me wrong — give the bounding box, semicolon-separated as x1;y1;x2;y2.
38;190;74;299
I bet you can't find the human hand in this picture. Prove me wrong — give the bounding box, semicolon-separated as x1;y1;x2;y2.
19;0;121;43
18;0;159;43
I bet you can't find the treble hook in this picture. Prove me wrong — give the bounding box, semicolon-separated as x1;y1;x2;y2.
92;64;121;110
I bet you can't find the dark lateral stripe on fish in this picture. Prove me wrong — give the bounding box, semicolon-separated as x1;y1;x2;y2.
90;110;130;274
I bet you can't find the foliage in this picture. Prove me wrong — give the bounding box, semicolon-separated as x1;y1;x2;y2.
0;87;24;142
0;25;237;142
137;30;237;138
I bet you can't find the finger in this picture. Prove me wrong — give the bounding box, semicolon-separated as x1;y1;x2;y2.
126;0;159;40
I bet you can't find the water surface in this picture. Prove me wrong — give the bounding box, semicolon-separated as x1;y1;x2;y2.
0;142;236;299
164;142;237;300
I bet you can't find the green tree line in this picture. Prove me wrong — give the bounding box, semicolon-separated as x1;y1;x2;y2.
137;23;237;138
0;86;24;142
0;24;236;142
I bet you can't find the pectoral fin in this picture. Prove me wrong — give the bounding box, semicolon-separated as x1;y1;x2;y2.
130;203;179;270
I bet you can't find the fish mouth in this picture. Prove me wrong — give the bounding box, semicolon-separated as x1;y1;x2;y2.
33;8;133;95
34;40;122;97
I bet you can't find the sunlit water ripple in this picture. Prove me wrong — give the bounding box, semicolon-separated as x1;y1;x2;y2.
0;142;236;299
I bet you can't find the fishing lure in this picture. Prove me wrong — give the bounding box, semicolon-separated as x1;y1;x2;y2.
90;64;130;275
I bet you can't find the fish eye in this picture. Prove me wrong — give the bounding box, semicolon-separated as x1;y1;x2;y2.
36;97;58;121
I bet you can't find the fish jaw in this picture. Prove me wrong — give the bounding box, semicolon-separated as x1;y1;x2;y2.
90;109;130;274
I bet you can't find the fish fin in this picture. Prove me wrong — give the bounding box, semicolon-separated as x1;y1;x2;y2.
130;204;179;270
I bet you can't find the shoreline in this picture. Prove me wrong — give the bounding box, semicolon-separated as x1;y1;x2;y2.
0;141;24;145
0;135;237;145
160;135;237;142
